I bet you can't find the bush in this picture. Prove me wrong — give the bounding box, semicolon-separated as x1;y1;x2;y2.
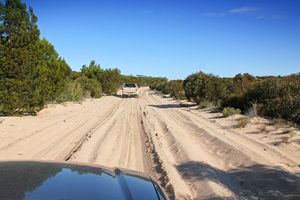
183;71;225;103
75;76;102;98
150;80;186;100
102;68;121;95
222;107;241;117
246;77;300;123
237;117;250;128
55;81;84;103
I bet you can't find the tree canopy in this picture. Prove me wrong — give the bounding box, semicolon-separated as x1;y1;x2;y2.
0;0;70;115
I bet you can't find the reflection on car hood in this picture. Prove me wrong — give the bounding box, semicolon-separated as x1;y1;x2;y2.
0;160;169;200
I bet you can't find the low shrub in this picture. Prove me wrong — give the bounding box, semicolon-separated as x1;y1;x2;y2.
237;117;250;128
222;107;241;117
76;76;102;98
55;81;84;103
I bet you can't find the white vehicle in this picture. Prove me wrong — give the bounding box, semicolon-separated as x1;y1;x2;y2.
122;83;139;97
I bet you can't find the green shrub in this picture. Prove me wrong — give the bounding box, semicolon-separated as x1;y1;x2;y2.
183;71;225;103
150;80;185;100
246;77;300;123
55;81;84;103
75;76;102;98
0;1;70;115
222;107;241;117
237;117;250;128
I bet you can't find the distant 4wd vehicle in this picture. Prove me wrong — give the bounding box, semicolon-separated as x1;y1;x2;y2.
122;83;139;98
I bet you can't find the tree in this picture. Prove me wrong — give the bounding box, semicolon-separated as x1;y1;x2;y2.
39;38;71;101
0;0;70;115
0;0;47;114
81;60;104;83
102;68;121;95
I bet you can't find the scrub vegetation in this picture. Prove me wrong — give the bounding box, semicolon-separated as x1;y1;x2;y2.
152;72;300;123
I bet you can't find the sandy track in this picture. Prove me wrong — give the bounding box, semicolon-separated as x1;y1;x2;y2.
0;87;299;199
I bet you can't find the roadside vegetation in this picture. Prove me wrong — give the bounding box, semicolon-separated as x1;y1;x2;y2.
150;80;186;100
151;71;300;124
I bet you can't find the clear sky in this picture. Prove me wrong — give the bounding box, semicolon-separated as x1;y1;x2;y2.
13;0;300;79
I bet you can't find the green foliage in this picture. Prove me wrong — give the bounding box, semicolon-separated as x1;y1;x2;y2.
222;107;241;117
1;0;45;115
183;71;225;104
247;76;300;122
237;117;250;128
69;71;82;80
76;76;102;98
80;61;121;95
184;70;299;123
222;73;256;110
0;0;70;115
39;38;71;101
81;60;104;83
55;81;84;103
150;80;186;100
124;75;167;88
102;68;121;95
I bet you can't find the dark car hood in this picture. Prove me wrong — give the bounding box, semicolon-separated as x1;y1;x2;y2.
0;160;168;200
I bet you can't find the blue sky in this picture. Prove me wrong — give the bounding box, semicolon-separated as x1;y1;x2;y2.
14;0;300;79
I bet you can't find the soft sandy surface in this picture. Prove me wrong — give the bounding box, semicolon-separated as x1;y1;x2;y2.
0;87;299;199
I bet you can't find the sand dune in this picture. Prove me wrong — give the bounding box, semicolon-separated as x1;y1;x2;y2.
0;87;299;199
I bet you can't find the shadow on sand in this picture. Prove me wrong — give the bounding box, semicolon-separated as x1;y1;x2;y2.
176;161;300;199
148;104;181;109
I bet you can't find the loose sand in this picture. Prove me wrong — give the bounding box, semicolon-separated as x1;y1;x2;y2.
0;87;299;199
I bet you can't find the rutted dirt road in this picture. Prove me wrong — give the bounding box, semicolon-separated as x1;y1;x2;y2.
0;87;299;199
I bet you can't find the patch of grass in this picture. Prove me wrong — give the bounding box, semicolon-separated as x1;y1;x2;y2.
222;107;241;118
237;117;250;128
